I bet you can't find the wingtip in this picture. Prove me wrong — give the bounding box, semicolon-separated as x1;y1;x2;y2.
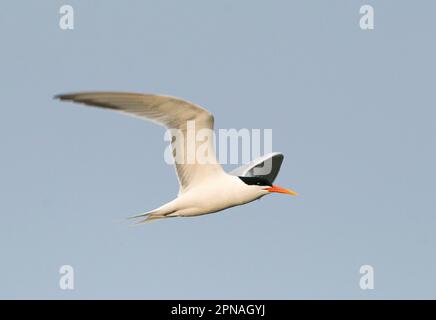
54;93;71;101
55;92;86;101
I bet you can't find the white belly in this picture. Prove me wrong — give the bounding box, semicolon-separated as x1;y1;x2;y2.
168;174;263;217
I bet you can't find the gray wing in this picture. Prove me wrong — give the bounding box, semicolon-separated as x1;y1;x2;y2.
56;92;224;194
230;152;284;184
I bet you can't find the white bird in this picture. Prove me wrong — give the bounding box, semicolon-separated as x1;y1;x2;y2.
56;92;297;223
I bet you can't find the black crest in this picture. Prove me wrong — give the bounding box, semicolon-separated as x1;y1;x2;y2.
238;176;272;187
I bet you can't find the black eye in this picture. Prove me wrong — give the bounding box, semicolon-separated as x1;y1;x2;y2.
238;176;272;187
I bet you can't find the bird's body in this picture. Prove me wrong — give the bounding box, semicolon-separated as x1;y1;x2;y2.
56;92;297;223
147;174;266;219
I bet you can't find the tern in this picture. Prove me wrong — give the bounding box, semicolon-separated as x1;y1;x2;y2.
56;92;297;223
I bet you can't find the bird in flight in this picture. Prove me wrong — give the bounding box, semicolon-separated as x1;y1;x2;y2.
56;92;297;223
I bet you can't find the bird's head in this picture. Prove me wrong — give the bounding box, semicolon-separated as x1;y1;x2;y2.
238;176;298;197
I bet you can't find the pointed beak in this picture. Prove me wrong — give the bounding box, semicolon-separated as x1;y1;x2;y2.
266;185;298;196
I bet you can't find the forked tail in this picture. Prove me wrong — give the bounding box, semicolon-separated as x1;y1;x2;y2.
128;208;176;224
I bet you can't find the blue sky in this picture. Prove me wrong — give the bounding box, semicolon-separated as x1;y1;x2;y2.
0;0;435;298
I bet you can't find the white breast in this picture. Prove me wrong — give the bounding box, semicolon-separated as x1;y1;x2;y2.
166;174;265;217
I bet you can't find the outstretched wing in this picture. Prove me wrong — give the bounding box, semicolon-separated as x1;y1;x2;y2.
230;152;284;184
56;92;224;193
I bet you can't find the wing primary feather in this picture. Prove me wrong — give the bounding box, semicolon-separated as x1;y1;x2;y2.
55;91;224;193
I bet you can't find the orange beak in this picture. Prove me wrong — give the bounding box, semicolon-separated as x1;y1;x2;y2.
265;185;298;196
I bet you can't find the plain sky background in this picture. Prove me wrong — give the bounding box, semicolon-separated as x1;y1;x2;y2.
1;0;435;299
